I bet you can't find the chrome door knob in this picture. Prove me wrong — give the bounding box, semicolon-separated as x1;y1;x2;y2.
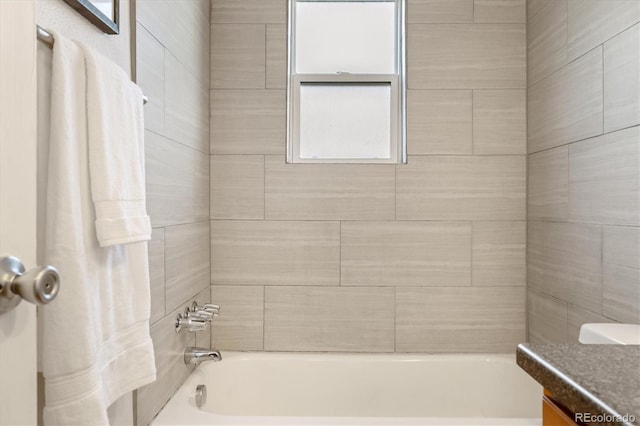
0;256;60;313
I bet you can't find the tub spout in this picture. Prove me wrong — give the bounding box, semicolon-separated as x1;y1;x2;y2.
184;347;222;365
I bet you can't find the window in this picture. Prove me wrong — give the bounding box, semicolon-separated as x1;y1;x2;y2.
286;0;406;164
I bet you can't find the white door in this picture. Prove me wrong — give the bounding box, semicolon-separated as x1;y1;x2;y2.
0;1;39;425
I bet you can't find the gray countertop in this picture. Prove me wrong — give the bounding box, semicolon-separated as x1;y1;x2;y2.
517;343;640;426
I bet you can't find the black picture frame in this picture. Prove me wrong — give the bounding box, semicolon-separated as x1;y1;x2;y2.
62;0;119;35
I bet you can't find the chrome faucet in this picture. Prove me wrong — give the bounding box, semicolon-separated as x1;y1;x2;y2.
184;347;222;365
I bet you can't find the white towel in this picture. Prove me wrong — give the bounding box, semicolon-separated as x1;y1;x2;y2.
81;43;151;247
41;32;156;426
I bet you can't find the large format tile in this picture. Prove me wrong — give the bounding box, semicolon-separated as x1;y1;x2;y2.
137;0;210;84
210;90;285;155
527;0;554;19
165;52;209;154
527;221;602;313
567;0;640;61
474;0;525;23
472;221;525;287
527;146;569;221
145;131;210;227
211;155;264;220
472;89;526;154
265;156;395;220
136;23;164;135
604;23;640;133
148;228;165;324
527;48;603;153
211;24;265;89
211;0;286;24
211;286;264;350
527;0;567;85
165;222;211;312
396;156;525;220
603;226;640;323
341;221;471;286
407;0;473;23
396;287;525;352
527;289;568;344
407;90;472;155
266;25;286;89
211;221;340;286
408;24;526;89
264;286;394;352
569;127;640;226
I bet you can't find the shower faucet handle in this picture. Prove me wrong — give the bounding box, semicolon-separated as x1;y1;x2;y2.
175;312;208;333
190;302;220;319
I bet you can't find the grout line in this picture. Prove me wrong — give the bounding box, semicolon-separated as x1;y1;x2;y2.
339;221;342;285
262;285;266;350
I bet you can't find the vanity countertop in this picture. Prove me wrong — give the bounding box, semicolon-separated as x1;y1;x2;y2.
517;343;640;426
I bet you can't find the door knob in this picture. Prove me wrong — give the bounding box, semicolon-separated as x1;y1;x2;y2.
0;256;60;313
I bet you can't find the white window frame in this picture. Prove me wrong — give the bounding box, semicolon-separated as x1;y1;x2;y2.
286;0;407;164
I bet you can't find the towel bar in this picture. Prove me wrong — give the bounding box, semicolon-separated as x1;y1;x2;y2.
36;25;149;105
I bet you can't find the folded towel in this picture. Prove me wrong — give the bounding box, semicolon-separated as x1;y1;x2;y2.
81;43;151;247
41;32;156;426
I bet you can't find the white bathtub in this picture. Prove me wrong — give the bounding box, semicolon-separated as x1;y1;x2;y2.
151;352;542;426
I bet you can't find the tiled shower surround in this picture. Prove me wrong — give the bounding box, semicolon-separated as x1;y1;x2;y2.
209;0;529;354
135;1;211;424
526;0;640;342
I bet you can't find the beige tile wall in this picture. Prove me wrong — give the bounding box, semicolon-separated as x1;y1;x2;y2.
526;1;640;343
210;0;527;354
136;1;211;424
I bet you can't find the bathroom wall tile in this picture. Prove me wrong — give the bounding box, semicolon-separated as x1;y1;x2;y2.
211;0;286;24
210;90;285;155
211;221;340;286
194;148;210;221
136;23;164;135
211;24;265;89
264;286;395;352
527;289;568;344
474;0;525;23
527;0;567;86
396;287;525;352
165;52;209;154
136;299;197;426
567;0;640;62
407;0;473;23
211;285;264;350
527;146;569;221
148;228;165;324
408;24;526;89
472;221;525;287
264;156;395;220
195;287;212;350
603;226;640;323
472;89;526;155
527;0;553;19
341;221;471;286
569;127;640;226
407;90;472;155
137;0;210;84
165;222;211;312
211;155;264;220
527;48;602;153
527;221;602;313
396;156;526;220
604;23;640;133
567;305;614;343
145;131;210;227
266;25;286;89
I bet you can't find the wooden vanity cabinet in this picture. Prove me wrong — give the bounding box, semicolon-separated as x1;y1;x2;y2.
543;389;579;426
